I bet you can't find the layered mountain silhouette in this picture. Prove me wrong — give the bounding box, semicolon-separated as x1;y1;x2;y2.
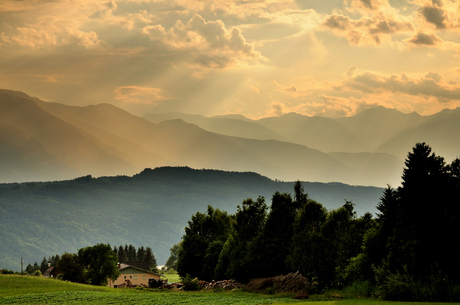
1;89;459;186
143;106;460;186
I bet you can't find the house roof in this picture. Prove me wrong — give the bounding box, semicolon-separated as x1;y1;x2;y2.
124;261;150;271
118;263;159;276
43;266;60;277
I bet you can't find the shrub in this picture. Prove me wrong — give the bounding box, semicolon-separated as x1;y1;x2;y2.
373;263;460;302
341;280;373;298
181;274;201;291
33;270;42;277
0;269;15;275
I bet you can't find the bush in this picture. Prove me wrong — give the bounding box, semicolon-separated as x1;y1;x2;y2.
33;270;42;277
0;269;15;275
181;274;201;291
341;280;373;298
373;263;460;302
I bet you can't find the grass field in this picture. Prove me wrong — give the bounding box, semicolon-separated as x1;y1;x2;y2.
1;275;459;305
161;268;181;283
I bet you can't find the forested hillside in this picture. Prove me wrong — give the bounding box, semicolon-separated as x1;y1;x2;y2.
0;167;383;271
177;143;460;302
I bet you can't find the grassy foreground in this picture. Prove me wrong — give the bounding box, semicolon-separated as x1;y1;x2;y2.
1;275;459;305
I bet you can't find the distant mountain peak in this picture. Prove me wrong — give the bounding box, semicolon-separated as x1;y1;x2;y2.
211;113;250;120
353;105;422;119
283;112;307;118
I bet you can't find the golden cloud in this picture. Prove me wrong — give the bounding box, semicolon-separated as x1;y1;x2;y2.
273;81;297;95
114;86;170;104
322;11;414;46
264;95;378;118
342;67;460;102
142;14;265;68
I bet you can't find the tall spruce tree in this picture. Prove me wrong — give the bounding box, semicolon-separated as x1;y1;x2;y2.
40;257;49;274
126;244;136;261
137;246;146;262
388;142;449;278
144;247;156;270
118;245;127;263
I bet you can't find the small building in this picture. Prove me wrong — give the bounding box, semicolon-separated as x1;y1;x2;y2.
108;263;160;288
43;266;61;278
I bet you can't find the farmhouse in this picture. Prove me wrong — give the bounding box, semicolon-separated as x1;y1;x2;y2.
108;263;160;287
43;266;61;278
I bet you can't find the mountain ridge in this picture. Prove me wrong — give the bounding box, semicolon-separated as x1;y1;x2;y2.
1;89;459;186
0;166;385;271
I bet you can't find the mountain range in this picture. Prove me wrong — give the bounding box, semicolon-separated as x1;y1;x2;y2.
2;89;459;186
1;88;459;271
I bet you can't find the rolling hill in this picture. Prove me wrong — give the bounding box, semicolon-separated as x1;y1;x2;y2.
0;167;384;271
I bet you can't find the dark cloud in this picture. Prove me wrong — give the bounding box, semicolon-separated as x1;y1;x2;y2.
359;0;373;9
419;0;460;30
421;5;446;29
323;14;350;30
408;32;441;46
425;71;442;82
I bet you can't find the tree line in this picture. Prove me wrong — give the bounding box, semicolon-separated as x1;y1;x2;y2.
11;243;158;286
175;143;460;301
56;243;157;285
12;255;62;276
112;244;157;270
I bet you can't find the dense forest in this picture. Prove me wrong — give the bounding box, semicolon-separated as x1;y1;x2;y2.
176;143;460;301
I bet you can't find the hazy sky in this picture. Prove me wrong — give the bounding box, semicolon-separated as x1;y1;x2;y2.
1;0;460;118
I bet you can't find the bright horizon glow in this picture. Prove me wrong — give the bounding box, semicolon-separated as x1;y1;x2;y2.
1;0;460;119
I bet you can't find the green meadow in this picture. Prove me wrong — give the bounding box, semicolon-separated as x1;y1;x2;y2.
1;275;459;305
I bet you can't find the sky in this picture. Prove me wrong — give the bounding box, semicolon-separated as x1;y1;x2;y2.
1;0;460;119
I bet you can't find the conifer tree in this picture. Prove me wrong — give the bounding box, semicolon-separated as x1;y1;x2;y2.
127;244;136;261
118;245;127;263
144;247;156;270
137;246;145;262
40;257;49;274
